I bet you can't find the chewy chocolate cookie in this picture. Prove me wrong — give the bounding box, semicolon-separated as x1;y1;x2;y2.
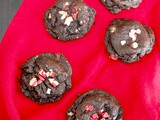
67;89;123;120
19;53;72;104
105;18;155;63
101;0;142;14
44;0;96;41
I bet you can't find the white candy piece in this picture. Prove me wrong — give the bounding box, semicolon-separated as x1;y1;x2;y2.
48;78;55;83
48;78;59;87
120;40;126;46
67;112;74;116
136;29;141;34
131;42;139;48
129;29;141;41
29;78;37;87
79;21;83;25
52;80;59;86
59;11;68;20
46;72;50;77
64;2;69;6
48;13;52;19
64;16;73;26
46;88;52;94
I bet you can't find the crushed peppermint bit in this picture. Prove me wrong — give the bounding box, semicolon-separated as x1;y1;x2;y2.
136;29;141;34
99;109;104;114
49;78;59;87
121;40;126;46
48;78;55;83
64;16;73;26
79;21;83;25
46;72;50;77
110;26;116;33
129;29;141;41
63;2;69;6
29;78;37;87
64;7;69;11
72;12;78;19
74;6;78;11
131;42;138;48
85;105;94;111
67;112;74;116
110;54;118;60
101;112;110;118
37;79;43;84
48;13;52;19
38;68;46;78
38;75;45;81
59;11;68;20
50;72;55;78
46;88;52;94
75;29;78;32
91;113;99;119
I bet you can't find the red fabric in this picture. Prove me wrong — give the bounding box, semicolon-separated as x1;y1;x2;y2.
0;0;160;119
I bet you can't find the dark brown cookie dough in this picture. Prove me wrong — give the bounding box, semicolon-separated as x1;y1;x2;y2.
19;53;72;104
44;0;96;41
105;18;155;63
67;89;123;120
101;0;142;14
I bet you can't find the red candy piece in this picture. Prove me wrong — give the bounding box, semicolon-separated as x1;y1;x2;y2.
101;112;110;118
72;12;78;19
37;75;45;84
38;68;46;78
99;109;104;114
85;105;94;111
50;72;55;78
64;7;69;11
31;80;38;87
50;80;59;87
91;113;99;120
74;6;78;11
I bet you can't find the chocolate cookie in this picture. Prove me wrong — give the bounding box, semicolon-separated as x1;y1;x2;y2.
44;0;96;41
19;53;72;104
105;18;155;63
67;89;123;120
101;0;142;14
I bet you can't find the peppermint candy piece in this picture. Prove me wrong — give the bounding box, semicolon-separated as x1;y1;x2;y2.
64;16;73;26
48;78;59;87
29;78;37;87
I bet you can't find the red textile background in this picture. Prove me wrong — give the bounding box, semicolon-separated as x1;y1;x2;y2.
0;0;160;120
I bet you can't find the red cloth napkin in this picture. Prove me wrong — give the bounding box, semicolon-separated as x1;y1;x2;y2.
0;0;160;119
